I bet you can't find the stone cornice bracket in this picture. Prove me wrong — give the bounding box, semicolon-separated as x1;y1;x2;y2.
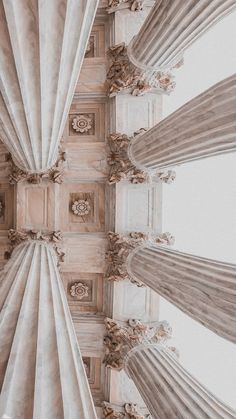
103;318;173;371
105;231;175;286
7;229;65;267
106;43;175;97
7;149;66;185
107;0;147;14
107;132;176;184
102;401;151;419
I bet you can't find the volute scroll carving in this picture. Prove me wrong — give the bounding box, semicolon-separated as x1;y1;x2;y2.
106;43;175;97
8;148;66;185
107;132;176;185
103;318;173;371
105;231;175;286
7;229;65;267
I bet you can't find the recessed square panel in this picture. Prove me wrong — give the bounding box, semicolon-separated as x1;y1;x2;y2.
61;272;104;313
69;192;95;224
60;183;105;233
66;101;106;143
69;113;95;136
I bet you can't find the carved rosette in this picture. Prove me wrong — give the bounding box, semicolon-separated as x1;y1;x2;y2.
105;231;174;286
72;114;93;133
107;132;176;185
8;229;65;267
103;318;172;371
8;149;66;185
107;43;175;97
72;199;91;216
70;282;89;300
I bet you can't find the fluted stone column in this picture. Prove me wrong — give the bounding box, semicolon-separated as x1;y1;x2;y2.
107;1;236;95
0;0;98;178
128;0;236;72
104;318;236;419
129;74;236;170
0;241;97;419
127;244;236;344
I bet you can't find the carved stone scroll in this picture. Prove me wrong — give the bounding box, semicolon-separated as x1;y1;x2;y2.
102;402;151;419
105;231;174;286
106;43;175;97
103;318;172;371
8;229;65;267
107;0;146;13
107;133;176;185
8;149;66;185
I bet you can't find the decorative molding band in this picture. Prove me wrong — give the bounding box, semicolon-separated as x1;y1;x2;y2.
106;43;175;97
8;229;65;267
7;149;66;185
107;132;176;185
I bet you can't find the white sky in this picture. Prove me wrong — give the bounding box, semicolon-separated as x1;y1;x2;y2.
159;10;236;410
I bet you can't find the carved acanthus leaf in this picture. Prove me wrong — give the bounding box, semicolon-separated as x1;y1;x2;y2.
105;231;148;286
8;149;66;185
102;402;151;419
107;0;145;13
103;402;125;419
105;231;174;285
107;133;148;185
103;318;172;370
124;403;151;419
107;43;175;97
107;133;176;185
8;229;65;267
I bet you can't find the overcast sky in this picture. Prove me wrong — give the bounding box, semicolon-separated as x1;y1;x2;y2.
160;9;236;410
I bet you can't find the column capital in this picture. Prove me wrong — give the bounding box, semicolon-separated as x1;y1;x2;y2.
102;401;151;419
107;132;176;185
106;43;175;97
7;229;65;267
7;148;66;185
105;231;174;286
107;0;148;13
103;317;172;370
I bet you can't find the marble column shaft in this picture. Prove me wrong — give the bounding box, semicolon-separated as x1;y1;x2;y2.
0;0;98;173
0;241;97;419
129;74;236;170
128;244;236;343
125;344;236;419
128;0;236;71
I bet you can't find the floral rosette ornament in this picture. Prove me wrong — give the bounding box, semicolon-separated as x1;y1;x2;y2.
72;199;90;216
70;282;89;300
72;114;93;133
